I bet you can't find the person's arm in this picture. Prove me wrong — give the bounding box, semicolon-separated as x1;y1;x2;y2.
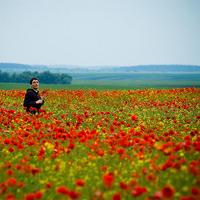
37;99;44;104
23;91;40;107
39;97;45;105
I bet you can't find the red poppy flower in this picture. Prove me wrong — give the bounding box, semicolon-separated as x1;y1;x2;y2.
154;191;163;199
31;167;41;176
6;169;13;176
131;115;138;121
25;193;35;200
103;172;114;187
161;185;175;198
6;178;17;187
4;138;11;145
180;196;196;200
38;146;45;160
68;142;75;150
56;186;69;195
45;182;52;189
6;193;15;200
131;186;147;197
100;165;108;171
17;181;24;188
68;190;80;199
8;147;14;153
97;149;105;156
116;148;125;155
119;181;128;190
75;179;85;187
112;192;121;200
35;191;43;199
191;187;200;195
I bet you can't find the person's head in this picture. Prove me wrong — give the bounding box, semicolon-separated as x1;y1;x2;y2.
30;78;39;90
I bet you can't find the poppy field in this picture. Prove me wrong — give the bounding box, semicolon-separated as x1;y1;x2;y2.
0;88;200;200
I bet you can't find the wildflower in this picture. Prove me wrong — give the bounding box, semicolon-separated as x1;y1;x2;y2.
161;185;175;198
97;149;104;156
131;115;138;121
112;192;121;200
56;186;69;195
6;169;13;176
191;187;200;195
6;178;17;187
75;179;85;187
35;191;43;199
17;181;25;188
100;165;108;171
131;186;147;197
8;147;14;153
103;172;114;187
180;196;196;200
68;190;80;199
25;193;35;200
31;167;41;176
119;181;128;190
116;148;125;155
153;191;163;199
6;193;15;200
68;142;75;150
4;138;11;145
38;146;45;160
45;182;52;189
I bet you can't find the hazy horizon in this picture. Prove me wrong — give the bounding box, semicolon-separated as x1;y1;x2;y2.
0;0;200;67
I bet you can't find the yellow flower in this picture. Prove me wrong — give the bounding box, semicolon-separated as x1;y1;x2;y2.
44;142;54;151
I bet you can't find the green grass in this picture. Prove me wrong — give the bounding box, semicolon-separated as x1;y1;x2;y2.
0;73;200;90
69;72;200;81
0;81;199;90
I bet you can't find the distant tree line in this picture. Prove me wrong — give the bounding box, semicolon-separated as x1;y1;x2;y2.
0;70;72;84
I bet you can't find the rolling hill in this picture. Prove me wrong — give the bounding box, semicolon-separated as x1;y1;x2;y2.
1;62;200;73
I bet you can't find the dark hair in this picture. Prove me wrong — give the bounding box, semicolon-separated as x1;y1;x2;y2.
30;78;39;84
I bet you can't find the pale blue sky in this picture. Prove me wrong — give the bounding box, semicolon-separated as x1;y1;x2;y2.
0;0;200;67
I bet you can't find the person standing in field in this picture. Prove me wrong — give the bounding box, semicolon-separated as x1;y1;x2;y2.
23;78;45;114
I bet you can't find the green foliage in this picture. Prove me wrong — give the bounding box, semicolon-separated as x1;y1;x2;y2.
0;70;72;84
1;72;200;90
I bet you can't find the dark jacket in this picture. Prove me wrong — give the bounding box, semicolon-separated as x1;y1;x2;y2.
23;89;44;113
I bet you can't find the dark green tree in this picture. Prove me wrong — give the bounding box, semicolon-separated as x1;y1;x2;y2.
0;71;72;84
